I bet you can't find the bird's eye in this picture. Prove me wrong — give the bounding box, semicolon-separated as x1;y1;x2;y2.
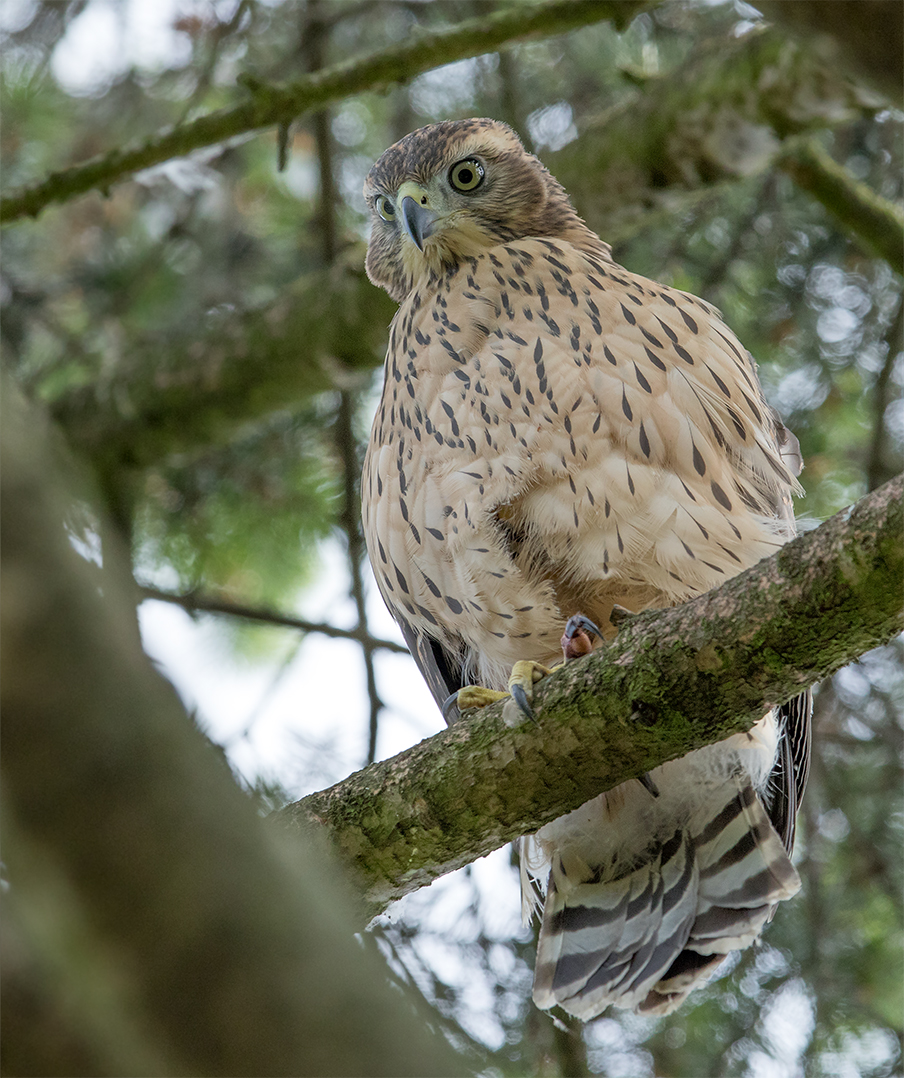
449;158;485;193
376;195;396;221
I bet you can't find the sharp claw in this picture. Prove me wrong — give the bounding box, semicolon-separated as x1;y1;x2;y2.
509;682;535;720
562;613;603;661
442;692;461;725
636;772;660;797
563;613;603;640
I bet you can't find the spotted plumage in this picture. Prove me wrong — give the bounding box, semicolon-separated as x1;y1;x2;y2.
362;118;810;1017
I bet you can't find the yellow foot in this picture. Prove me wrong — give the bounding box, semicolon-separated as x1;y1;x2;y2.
443;659;557;726
457;686;510;710
506;659;555;721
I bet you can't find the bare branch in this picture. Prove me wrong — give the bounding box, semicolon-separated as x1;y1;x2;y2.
867;297;904;491
0;0;646;224
138;584;408;653
279;476;904;919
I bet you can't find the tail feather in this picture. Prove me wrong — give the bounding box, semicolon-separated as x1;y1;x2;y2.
533;830;698;1017
531;780;801;1019
691;781;800;951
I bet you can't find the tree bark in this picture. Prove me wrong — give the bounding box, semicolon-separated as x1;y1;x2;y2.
279;474;904;919
1;373;462;1077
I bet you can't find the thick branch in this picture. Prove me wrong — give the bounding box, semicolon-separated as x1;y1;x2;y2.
0;0;644;224
1;374;461;1075
780;140;904;275
279;475;904;917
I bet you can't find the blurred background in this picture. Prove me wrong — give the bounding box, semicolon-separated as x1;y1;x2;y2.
2;1;902;1074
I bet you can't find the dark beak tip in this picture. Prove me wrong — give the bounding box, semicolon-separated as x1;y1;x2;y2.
401;195;435;252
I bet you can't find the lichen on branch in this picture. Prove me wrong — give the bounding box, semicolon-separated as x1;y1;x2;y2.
279;475;904;920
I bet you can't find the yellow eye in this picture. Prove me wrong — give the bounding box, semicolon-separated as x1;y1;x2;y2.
449;158;485;192
376;195;396;221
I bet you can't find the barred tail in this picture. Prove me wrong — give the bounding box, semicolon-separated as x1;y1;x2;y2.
532;781;800;1018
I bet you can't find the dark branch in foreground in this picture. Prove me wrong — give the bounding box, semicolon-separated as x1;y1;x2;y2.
138;584;408;653
2;374;460;1076
278;475;904;920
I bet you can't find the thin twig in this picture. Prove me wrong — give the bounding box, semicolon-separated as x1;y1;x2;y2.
137;584;408;653
337;391;385;765
301;0;386;766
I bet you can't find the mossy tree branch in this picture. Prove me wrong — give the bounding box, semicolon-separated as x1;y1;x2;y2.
0;0;646;224
780;140;904;275
278;474;904;921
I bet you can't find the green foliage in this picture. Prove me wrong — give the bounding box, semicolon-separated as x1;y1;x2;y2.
137;405;338;605
2;1;901;1075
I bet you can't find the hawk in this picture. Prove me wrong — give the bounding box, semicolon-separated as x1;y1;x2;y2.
361;118;811;1017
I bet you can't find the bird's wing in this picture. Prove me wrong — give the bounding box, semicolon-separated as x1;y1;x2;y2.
396;616;467;723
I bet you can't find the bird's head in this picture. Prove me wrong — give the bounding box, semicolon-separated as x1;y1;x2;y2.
363;118;590;302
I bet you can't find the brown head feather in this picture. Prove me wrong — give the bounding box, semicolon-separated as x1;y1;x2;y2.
364;118;608;302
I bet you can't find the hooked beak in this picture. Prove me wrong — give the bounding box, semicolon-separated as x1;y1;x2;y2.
400;195;437;252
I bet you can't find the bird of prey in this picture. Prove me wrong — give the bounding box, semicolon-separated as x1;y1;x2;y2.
361;118;810;1017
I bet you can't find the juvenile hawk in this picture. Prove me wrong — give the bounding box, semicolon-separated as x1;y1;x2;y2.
361;118;810;1017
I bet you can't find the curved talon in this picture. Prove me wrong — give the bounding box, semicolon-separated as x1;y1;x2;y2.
444;684;510;724
442;692;461;724
563;614;603;640
562;613;602;662
636;772;660;797
510;682;535;720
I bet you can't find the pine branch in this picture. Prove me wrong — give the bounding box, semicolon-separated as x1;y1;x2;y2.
279;475;904;920
549;25;878;245
0;0;645;224
50;257;396;473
